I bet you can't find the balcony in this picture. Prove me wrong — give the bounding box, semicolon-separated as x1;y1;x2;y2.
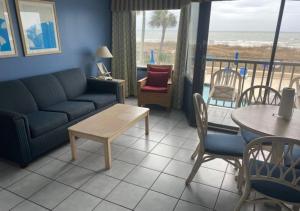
197;58;300;130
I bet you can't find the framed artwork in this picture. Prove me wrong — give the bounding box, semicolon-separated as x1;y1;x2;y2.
0;0;17;58
15;0;61;56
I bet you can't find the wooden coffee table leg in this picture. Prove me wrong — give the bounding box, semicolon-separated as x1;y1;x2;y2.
69;132;77;160
104;141;112;169
145;112;149;135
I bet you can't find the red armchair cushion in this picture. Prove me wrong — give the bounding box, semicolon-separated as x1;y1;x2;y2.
146;71;169;87
141;86;168;93
148;66;172;78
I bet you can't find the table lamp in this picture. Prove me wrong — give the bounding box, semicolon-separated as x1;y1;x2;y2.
96;46;113;80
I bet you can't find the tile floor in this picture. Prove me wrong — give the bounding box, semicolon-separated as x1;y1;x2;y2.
0;99;280;211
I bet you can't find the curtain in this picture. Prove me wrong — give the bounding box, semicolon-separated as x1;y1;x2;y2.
172;5;191;109
112;11;137;97
111;0;191;11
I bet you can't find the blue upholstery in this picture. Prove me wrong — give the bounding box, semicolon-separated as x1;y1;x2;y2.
74;94;117;109
54;68;87;99
204;133;245;157
241;129;261;143
284;145;300;169
44;101;95;120
27;111;68;138
0;80;38;114
22;75;67;108
250;160;300;203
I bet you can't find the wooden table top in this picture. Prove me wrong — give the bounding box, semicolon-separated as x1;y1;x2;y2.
68;104;149;139
231;105;300;140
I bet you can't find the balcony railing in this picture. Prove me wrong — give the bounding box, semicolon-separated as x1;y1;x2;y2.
204;58;300;108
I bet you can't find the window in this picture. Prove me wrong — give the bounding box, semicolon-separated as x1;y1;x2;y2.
136;10;180;67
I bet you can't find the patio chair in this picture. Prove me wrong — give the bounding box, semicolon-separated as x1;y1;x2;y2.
207;68;242;107
137;64;173;110
186;93;245;193
237;85;281;143
289;77;300;109
235;137;300;211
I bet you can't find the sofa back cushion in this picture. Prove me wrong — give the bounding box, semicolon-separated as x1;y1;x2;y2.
22;74;67;109
54;68;87;99
0;80;38;114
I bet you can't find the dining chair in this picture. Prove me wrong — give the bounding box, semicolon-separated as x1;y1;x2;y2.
235;136;300;211
237;85;281;143
207;68;242;108
186;93;246;193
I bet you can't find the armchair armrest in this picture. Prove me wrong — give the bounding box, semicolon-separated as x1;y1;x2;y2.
87;79;121;102
0;110;32;166
137;77;147;88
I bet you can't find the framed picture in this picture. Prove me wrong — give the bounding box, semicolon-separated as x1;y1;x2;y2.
15;0;61;56
0;0;17;58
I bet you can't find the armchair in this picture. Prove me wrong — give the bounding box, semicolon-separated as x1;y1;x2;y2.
137;64;173;110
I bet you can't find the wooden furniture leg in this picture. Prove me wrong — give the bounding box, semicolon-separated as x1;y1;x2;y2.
69;132;77;160
145;112;149;135
104;141;112;169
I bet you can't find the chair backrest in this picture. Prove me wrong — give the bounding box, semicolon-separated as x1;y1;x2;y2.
290;77;300;96
238;85;281;107
193;93;208;152
244;137;300;192
211;68;242;91
147;64;173;79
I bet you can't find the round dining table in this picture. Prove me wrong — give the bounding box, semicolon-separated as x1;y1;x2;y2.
231;105;300;210
231;105;300;140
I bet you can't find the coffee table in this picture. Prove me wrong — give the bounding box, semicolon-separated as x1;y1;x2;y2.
68;104;150;169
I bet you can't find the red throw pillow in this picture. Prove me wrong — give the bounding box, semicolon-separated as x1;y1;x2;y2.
148;66;172;78
146;71;169;87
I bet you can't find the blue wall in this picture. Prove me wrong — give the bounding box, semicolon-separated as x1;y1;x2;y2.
0;0;112;81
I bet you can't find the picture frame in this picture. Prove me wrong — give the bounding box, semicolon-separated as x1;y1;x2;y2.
15;0;61;56
0;0;17;58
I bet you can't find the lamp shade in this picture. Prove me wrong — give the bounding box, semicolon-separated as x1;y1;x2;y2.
97;46;113;58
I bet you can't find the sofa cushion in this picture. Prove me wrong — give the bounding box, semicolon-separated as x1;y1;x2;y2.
146;71;169;87
27;111;68;138
141;85;168;93
241;128;261;144
74;94;117;109
54;68;87;99
0;80;38;114
44;101;95;120
22;74;67;109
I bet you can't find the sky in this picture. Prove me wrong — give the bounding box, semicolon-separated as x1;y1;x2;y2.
136;0;300;32
209;0;300;32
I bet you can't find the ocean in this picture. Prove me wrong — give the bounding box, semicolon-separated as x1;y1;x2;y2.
136;30;300;48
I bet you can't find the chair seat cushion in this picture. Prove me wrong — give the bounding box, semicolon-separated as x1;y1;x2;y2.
74;94;117;109
204;133;245;157
146;71;169;87
284;145;300;169
45;101;95;120
250;160;300;203
27;111;68;138
241;129;261;143
141;85;168;93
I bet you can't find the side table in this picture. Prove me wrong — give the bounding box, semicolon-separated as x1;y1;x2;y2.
96;78;126;103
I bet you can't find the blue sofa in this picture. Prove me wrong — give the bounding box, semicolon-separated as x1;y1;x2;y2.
0;68;121;166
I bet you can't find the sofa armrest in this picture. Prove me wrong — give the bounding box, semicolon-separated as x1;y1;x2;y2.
0;110;32;166
87;79;121;102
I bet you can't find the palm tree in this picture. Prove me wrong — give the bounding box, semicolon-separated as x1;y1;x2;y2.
137;11;146;65
149;11;177;63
